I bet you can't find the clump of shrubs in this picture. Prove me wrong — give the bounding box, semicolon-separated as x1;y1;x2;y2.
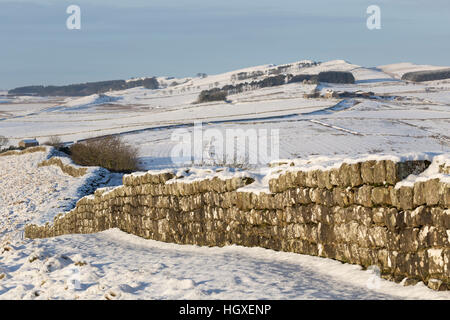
197;89;228;103
401;69;450;82
318;71;355;84
70;136;139;172
288;74;318;84
196;70;354;103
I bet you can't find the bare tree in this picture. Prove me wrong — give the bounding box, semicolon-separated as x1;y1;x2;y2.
0;135;9;148
44;135;63;149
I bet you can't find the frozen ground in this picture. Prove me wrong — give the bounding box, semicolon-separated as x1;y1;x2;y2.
0;59;449;299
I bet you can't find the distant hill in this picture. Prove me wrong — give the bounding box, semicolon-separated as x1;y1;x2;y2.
8;77;159;97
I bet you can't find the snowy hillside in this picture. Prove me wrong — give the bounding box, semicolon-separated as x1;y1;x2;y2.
1;59;450;299
1;59;450;171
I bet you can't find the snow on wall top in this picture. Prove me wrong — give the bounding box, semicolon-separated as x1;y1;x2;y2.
120;152;449;195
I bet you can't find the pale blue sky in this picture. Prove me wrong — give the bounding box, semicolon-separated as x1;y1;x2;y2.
0;0;449;89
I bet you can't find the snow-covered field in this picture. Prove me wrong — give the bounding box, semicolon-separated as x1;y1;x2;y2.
1;59;450;299
1;60;449;170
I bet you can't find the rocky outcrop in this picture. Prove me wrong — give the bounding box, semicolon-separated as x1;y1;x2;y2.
25;159;450;290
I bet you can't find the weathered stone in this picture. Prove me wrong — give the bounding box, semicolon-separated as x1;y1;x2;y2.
427;279;447;291
305;170;319;188
339;163;352;187
309;188;333;207
371;186;391;206
368;226;388;248
430;208;450;230
316;170;330;189
295;188;311;205
349;163;363;187
392;186;414;210
441;183;450;207
384;208;404;231
424;179;440;206
399;228;420;252
295;171;307;187
373;161;387;185
403;206;432;227
329;168;340;186
413;181;427;207
355;185;373;207
372;207;387;225
427;248;445;276
361;160;376;184
311;205;332;224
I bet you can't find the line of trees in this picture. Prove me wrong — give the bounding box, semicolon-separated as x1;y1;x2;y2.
196;71;355;103
402;69;450;82
8;77;159;97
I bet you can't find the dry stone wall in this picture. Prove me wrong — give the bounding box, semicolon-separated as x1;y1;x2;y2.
0;146;46;157
38;157;88;177
25;159;450;290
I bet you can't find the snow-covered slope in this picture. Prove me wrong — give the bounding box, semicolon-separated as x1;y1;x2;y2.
378;62;449;79
0;148;115;241
1;59;450;299
1;60;449;171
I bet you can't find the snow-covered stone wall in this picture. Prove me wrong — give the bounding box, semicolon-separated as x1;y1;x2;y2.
25;159;450;290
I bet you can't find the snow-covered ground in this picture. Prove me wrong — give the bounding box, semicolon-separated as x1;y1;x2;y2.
0;148;119;241
1;229;449;300
1;59;450;299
